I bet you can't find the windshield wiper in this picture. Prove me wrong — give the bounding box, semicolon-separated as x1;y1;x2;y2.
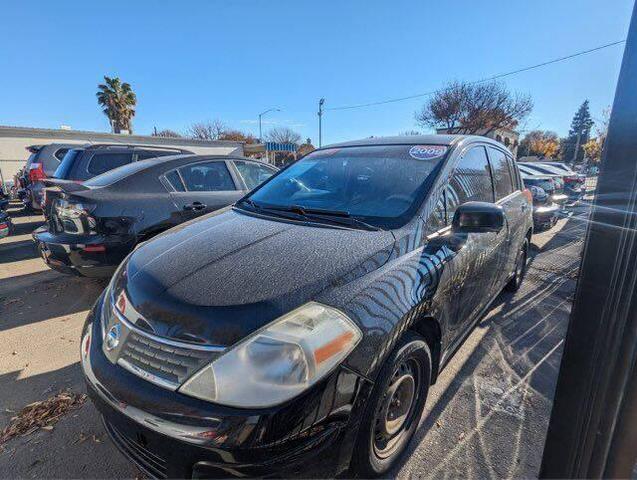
238;201;381;231
237;199;306;221
271;205;382;231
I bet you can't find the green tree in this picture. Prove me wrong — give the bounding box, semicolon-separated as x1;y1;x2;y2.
96;76;137;134
561;100;594;164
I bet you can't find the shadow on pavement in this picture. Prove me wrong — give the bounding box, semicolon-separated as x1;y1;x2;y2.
0;269;106;333
391;211;587;479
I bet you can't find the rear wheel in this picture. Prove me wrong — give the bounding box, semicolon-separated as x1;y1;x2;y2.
351;332;431;477
505;238;528;292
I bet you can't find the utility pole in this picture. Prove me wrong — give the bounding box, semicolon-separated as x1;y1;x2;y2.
318;98;325;148
258;108;281;143
572;130;581;165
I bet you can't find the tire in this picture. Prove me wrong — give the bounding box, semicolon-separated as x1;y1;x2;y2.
351;332;432;477
505;237;528;292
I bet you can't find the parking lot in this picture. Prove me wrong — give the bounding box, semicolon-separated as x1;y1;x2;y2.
0;191;591;478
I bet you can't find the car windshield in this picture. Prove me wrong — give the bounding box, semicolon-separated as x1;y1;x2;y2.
54;149;83;179
242;144;448;229
522;163;561;175
541;163;574;174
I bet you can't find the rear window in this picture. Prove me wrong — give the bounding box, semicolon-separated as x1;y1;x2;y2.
85;160;154;187
87;152;134;176
136;150;181;161
54;149;83;179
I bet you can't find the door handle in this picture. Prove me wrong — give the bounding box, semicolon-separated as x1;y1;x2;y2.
184;202;207;211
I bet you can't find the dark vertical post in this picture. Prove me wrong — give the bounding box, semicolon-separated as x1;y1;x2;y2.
540;3;637;478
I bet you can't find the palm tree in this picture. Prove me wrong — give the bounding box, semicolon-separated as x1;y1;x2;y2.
96;76;137;134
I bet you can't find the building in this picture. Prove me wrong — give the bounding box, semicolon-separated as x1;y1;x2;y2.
0;125;244;185
436;126;520;157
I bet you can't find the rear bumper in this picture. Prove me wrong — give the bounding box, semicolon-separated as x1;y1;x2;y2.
32;226;134;277
533;204;560;230
81;298;369;478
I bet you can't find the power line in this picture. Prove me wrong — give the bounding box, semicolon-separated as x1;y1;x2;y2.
327;39;626;112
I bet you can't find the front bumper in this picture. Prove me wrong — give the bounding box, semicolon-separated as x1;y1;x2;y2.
81;298;371;478
32;226;134;277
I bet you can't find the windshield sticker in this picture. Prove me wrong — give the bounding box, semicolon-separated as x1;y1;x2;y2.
409;145;448;160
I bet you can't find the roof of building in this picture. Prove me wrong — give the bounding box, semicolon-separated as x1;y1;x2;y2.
0;125;243;148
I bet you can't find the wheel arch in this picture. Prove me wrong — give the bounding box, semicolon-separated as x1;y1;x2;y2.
409;315;442;384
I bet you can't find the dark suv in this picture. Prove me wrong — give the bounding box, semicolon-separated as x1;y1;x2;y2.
81;135;532;478
53;144;192;182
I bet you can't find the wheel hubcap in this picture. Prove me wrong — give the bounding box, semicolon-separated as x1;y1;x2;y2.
373;359;420;458
381;373;415;435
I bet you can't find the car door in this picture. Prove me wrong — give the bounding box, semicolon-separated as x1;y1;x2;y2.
168;160;243;221
444;145;505;337
487;147;528;280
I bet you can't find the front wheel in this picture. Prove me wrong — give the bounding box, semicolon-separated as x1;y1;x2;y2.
505;238;529;292
351;332;431;477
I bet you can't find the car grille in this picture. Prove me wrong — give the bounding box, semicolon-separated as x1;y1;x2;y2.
104;419;167;479
118;330;218;388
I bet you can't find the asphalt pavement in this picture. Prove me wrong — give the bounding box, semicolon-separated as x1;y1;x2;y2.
0;196;590;479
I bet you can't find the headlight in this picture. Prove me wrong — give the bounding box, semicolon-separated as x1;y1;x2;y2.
179;302;362;408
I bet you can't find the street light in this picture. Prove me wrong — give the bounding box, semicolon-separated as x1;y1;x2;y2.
258;108;281;143
318;98;325;148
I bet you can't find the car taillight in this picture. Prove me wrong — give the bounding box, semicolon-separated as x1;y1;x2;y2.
54;199;97;235
28;163;46;182
523;188;533;203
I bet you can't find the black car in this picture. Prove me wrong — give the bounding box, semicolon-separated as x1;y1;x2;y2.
81;135;533;478
33;155;277;277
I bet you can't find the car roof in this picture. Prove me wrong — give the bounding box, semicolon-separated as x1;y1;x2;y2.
322;134;503;149
86;154;275;185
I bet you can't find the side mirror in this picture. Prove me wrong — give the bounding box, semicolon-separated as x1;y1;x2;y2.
452;201;504;234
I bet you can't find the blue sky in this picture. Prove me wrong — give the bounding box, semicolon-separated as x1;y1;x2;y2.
0;0;632;144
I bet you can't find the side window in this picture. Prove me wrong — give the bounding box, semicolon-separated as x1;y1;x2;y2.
178;161;236;192
164;170;185;192
87;152;134;175
508;155;522;189
488;147;514;200
446;146;494;222
233;161;276;190
54;148;69;161
136;150;179;161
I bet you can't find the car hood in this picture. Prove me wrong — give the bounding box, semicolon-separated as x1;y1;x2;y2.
117;208;395;347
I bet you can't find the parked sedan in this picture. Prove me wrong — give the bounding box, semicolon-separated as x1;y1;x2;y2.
81;135;532;478
518;162;584;202
33;155;277;277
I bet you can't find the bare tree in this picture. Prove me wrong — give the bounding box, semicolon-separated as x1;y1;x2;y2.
217;129;258;144
265;127;302;145
415;81;533;135
188;120;226;140
152;129;182;138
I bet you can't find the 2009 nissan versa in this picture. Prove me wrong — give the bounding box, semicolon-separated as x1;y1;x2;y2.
81;135;533;478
